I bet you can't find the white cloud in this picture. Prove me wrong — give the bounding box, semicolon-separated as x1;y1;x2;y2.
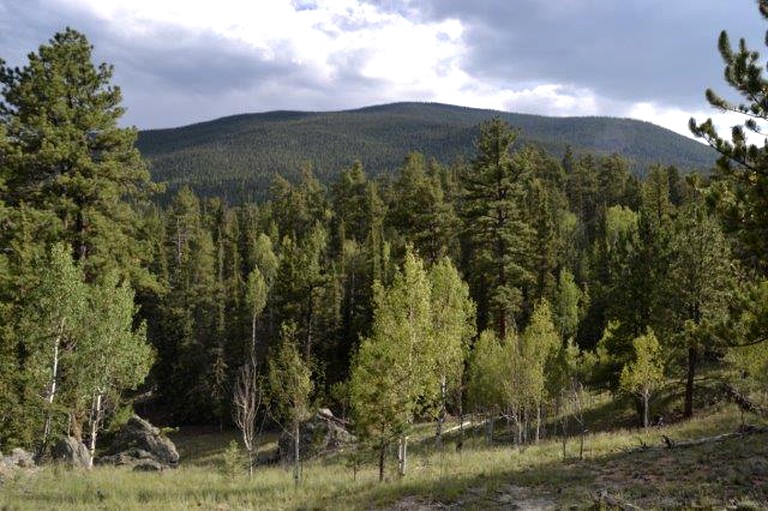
628;101;768;142
55;0;466;90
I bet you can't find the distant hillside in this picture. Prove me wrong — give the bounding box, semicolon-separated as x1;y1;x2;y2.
136;102;716;202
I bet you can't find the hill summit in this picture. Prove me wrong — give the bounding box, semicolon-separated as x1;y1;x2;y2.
136;102;716;202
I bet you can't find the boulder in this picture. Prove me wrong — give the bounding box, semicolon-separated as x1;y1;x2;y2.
132;460;164;472
0;448;36;484
97;416;179;470
6;448;35;468
278;408;355;461
52;437;91;468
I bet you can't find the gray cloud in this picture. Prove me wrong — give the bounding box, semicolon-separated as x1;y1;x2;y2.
409;0;765;110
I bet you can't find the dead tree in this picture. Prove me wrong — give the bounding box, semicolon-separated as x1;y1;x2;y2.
233;355;266;478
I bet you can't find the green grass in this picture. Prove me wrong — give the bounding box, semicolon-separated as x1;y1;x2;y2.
2;406;766;510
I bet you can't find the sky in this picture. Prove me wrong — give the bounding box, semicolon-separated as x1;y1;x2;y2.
0;0;765;138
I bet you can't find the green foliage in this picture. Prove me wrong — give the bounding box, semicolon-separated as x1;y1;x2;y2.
350;249;434;427
267;324;314;429
349;248;440;478
388;153;459;263
619;329;665;427
521;300;561;409
1;242;152;449
221;439;243;480
428;257;476;396
79;271;154;404
466;330;505;415
553;269;582;340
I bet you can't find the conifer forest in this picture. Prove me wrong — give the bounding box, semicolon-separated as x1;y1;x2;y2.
1;2;768;509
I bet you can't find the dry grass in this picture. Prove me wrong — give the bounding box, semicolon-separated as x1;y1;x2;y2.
1;405;766;510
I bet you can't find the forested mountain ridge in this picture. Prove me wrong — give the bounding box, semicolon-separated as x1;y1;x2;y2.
136;102;717;202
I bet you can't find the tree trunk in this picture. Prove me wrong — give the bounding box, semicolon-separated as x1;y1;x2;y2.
88;393;102;469
41;326;64;452
486;412;494;445
378;442;386;482
397;436;408;477
457;395;464;453
684;346;697;418
643;392;650;429
535;404;541;443
435;374;447;447
305;288;314;363
251;312;257;357
293;421;300;487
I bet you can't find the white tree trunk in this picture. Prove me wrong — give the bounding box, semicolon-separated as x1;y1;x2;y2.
88;393;102;469
42;326;63;448
397;436;408;477
535;404;541;443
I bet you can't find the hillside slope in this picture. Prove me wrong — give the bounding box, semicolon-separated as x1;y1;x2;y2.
136;102;716;202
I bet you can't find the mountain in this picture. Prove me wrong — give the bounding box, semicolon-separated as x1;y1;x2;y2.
136;102;717;203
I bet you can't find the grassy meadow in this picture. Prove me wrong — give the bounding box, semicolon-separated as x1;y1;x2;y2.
2;402;767;510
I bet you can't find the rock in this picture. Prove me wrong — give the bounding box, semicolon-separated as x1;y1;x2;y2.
97;448;156;467
132;460;164;472
278;409;355;461
0;447;36;484
52;437;91;468
97;416;178;470
7;448;35;468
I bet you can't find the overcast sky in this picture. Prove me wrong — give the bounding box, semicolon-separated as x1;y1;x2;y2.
0;0;764;137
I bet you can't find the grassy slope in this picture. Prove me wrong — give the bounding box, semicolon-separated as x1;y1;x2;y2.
136;102;717;202
4;406;766;510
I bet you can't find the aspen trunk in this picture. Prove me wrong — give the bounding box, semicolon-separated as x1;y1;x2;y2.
41;326;63;450
535;404;541;443
397;436;408;477
88;393;102;469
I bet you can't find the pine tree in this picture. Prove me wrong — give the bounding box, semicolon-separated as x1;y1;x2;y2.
0;28;157;285
461;119;533;338
668;203;734;417
389;152;458;264
689;1;768;274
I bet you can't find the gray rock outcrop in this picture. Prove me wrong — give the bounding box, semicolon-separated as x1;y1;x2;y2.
52;437;91;468
97;416;179;470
